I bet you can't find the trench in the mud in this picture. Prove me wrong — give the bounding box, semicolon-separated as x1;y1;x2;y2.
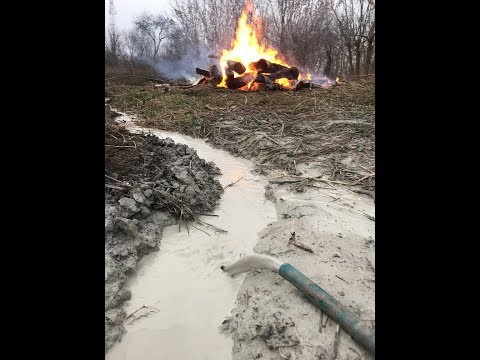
107;110;277;360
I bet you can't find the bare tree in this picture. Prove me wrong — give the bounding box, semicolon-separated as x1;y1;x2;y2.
107;0;375;78
134;13;175;60
105;30;122;65
332;0;374;75
169;0;245;53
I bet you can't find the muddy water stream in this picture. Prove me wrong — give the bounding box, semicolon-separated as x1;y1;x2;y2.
107;111;277;360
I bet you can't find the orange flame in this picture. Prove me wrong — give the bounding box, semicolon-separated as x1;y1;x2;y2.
218;1;293;90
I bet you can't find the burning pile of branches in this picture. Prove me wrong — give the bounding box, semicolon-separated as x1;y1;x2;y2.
194;2;337;91
196;58;333;91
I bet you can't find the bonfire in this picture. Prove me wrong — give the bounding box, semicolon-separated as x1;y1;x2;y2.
195;1;338;91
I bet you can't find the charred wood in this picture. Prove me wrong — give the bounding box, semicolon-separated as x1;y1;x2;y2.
295;81;320;90
227;60;246;75
254;67;299;83
250;58;289;73
267;67;299;81
195;67;210;77
196;65;222;86
209;65;221;77
226;72;254;89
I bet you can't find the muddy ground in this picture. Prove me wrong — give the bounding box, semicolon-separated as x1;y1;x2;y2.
107;77;374;194
220;180;375;360
105;79;375;359
104;107;224;351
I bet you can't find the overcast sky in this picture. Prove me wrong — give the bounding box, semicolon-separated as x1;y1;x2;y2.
105;0;171;32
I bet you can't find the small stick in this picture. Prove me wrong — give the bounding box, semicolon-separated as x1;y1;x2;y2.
332;324;341;360
350;173;375;186
194;216;228;233
125;305;159;322
105;145;136;148
358;165;375;174
263;134;281;145
178;210;183;232
190;223;211;236
194;213;219;217
224;176;245;189
204;129;213;139
270;179;303;185
335;274;349;284
105;174;132;187
113;130;126;142
322;313;329;328
105;184;125;191
293;144;301;155
319;310;324;333
359;211;375;222
292;242;314;253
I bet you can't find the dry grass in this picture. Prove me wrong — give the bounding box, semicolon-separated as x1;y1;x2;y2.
106;77;375;189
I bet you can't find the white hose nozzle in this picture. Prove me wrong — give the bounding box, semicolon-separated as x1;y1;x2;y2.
220;254;284;275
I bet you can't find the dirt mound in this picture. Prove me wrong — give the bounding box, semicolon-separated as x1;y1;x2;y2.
105;107;224;351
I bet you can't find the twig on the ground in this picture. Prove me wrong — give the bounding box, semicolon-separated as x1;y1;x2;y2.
292;242;314;253
358;164;375;174
263;134;281;145
293;144;301;156
274;173;372;187
245;289;250;308
359;211;375;222
335;274;349;284
178;209;183;232
105;184;126;191
196;219;228;233
322;313;329;328
350;173;375;186
224;176;245;189
190;223;211;236
125;305;160;323
288;232;314;253
114;130;126;142
319;310;324;333
105;174;133;187
105;145;136;148
332;324;341;360
270;179;303;185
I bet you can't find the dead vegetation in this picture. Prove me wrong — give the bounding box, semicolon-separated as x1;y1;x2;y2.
106;76;374;190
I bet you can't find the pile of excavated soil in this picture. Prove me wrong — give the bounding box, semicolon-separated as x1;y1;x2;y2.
105;106;223;351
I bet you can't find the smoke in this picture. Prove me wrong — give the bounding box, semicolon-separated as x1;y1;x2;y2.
139;48;213;83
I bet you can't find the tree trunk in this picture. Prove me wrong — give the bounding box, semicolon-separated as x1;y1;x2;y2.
347;44;354;76
364;38;374;74
355;40;362;76
324;44;333;78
